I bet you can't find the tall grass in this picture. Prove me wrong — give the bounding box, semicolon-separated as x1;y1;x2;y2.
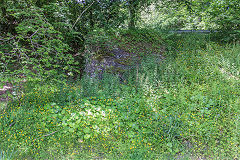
0;148;16;160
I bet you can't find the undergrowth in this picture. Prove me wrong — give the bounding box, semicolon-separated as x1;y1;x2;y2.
0;29;239;159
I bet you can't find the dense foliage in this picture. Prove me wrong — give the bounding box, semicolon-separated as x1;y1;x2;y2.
1;0;239;79
142;0;240;42
0;1;85;81
1;6;77;79
0;0;239;159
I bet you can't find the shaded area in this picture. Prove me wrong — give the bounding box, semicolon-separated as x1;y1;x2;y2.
84;29;165;81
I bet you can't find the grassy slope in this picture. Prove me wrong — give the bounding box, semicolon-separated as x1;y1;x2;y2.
0;29;239;160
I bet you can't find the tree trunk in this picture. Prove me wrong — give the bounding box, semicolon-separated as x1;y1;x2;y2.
89;8;94;29
128;1;136;29
0;0;6;17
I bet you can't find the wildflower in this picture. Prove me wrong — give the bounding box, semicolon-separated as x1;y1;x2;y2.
101;111;106;117
86;109;93;116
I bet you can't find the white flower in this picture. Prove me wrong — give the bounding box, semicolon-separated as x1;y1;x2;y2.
86;109;93;116
101;111;106;117
79;111;85;115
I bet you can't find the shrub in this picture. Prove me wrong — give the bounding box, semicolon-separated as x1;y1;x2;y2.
0;6;81;82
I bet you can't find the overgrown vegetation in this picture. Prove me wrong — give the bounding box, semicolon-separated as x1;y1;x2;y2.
0;0;239;159
1;29;239;159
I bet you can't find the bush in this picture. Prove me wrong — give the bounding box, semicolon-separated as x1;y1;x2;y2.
0;5;81;82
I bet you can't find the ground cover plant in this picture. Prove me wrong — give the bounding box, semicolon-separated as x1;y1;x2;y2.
0;29;239;159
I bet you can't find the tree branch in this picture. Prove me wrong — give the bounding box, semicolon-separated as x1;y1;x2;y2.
72;1;95;29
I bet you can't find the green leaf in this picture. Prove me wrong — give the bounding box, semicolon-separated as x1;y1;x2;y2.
174;147;180;154
69;128;74;133
167;142;172;148
84;134;91;139
77;132;83;136
44;128;49;132
61;110;66;114
83;128;91;133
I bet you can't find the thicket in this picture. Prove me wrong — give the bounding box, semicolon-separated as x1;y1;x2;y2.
0;1;85;83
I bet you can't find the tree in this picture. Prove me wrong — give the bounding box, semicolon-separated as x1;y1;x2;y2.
127;0;154;29
189;0;240;42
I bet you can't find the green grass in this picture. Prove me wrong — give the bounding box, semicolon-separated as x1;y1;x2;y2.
0;29;239;159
